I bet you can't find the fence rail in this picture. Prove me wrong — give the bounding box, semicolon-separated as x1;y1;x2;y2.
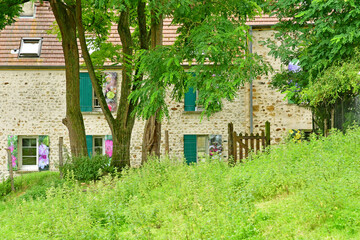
228;121;270;163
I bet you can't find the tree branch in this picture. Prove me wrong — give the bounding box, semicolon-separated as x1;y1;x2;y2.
75;0;115;126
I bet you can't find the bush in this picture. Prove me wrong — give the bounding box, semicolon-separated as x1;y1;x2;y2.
61;155;113;181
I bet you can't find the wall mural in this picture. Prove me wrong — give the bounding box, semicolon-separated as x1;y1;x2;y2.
104;72;117;112
7;135;18;170
209;135;222;158
105;135;113;167
38;135;50;171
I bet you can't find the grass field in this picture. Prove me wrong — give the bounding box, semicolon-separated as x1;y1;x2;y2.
1;128;360;239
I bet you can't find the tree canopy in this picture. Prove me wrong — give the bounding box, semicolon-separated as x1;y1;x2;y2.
265;0;360;130
0;0;27;29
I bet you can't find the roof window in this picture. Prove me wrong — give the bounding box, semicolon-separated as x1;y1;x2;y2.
20;2;35;18
19;38;43;58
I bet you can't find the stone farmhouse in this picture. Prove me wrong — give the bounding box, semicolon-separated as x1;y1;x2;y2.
0;2;312;177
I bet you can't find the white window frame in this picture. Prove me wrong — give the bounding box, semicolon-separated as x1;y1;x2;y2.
86;38;99;55
195;90;204;112
19;136;38;171
19;38;43;58
93;136;105;155
196;135;209;162
19;2;35;18
93;88;102;111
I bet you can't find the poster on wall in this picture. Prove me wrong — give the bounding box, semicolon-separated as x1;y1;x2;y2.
105;135;113;159
103;73;117;112
209;135;222;158
7;135;18;171
38;135;50;171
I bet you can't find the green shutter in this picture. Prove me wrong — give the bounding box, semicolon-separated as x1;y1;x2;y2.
86;135;93;157
80;72;93;112
184;135;197;164
184;87;196;111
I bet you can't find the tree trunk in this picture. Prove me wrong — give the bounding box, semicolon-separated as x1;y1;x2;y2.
50;0;87;157
141;11;163;164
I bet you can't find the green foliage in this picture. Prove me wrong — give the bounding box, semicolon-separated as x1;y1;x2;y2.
129;0;271;119
2;128;360;238
0;0;23;30
264;0;360;131
61;154;114;181
302;55;360;108
80;0;271;120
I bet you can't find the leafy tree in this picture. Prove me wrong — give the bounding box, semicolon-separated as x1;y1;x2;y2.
265;0;360;132
76;0;271;168
0;0;24;30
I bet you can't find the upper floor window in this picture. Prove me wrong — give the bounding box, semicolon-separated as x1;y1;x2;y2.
184;88;203;112
80;72;118;113
19;38;42;58
20;2;35;18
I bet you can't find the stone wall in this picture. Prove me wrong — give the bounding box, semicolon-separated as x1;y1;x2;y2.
249;29;312;143
0;29;312;178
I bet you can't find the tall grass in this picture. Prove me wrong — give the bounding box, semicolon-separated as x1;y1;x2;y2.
1;128;360;239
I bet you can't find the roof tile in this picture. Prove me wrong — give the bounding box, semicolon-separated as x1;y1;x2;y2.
0;2;277;67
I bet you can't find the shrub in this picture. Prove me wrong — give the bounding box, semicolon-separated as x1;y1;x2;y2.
61;155;113;181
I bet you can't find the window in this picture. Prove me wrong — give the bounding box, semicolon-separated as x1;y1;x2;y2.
8;135;50;171
80;72;118;112
184;88;203;111
20;2;35;18
183;134;222;164
93;136;105;155
93;90;101;110
86;38;98;55
19;38;42;58
86;135;113;157
21;137;37;170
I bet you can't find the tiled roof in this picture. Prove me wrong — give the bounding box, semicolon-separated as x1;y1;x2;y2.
0;2;277;67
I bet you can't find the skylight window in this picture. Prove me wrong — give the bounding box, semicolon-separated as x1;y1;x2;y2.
19;38;43;58
20;2;35;18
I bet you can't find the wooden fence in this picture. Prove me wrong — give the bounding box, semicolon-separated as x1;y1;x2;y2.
228;121;270;163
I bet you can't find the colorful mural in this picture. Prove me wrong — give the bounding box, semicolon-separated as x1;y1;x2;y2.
105;135;113;158
209;135;222;158
103;72;117;112
38;135;50;171
7;135;18;170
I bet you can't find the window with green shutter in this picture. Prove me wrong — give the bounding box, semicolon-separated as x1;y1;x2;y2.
184;134;223;164
80;73;93;112
184;87;196;111
184;135;197;164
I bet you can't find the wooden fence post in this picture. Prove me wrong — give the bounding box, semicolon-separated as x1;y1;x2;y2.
59;137;63;179
228;122;234;160
6;149;15;192
265;121;271;146
165;130;169;155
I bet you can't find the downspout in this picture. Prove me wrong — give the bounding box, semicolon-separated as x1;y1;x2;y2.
249;26;253;133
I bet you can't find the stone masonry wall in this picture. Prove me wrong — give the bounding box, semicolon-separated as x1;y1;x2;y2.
249;29;312;143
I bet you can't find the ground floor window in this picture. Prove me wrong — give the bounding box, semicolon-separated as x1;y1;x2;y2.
21;137;38;170
86;135;113;158
7;135;50;171
183;134;222;164
94;136;105;155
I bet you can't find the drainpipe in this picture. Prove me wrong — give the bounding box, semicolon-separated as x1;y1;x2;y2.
249;26;254;133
